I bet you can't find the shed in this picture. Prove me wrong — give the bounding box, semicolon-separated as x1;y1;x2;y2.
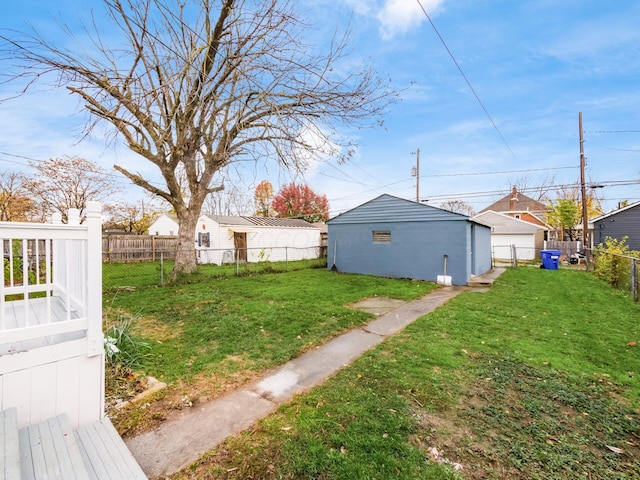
591;200;640;251
326;194;492;285
473;210;546;261
195;214;321;265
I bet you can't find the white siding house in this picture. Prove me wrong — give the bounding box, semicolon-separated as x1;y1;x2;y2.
148;213;179;236
195;215;321;265
474;210;546;261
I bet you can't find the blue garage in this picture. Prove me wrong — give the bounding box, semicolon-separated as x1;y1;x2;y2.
327;194;492;286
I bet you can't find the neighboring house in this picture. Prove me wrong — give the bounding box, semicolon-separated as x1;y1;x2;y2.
479;186;550;231
591;200;640;251
326;194;492;286
195;214;321;265
474;210;546;261
148;213;179;236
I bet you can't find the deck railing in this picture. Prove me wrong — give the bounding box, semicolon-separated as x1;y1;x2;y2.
0;202;103;357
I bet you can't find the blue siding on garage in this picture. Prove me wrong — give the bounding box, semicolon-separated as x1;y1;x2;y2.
329;194;463;224
593;202;640;251
327;194;492;285
472;222;493;276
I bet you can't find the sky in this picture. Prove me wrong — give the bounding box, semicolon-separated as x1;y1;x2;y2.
1;0;639;217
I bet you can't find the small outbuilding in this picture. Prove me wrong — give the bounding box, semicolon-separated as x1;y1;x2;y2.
591;200;640;251
195;214;321;265
473;210;546;261
148;213;323;264
326;194;492;285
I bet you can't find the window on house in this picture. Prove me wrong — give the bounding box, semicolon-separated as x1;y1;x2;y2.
514;214;521;219
198;232;210;247
372;230;391;243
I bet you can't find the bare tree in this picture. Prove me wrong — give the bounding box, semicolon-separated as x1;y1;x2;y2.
104;199;163;234
2;0;394;276
0;171;36;221
509;174;556;203
22;156;118;222
439;200;475;216
202;185;251;216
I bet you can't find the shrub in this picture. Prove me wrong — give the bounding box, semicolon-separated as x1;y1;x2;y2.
593;236;640;287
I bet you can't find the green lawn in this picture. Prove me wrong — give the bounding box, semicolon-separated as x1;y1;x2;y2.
163;267;640;480
104;265;437;436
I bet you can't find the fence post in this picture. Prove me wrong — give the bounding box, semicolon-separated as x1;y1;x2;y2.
632;258;638;303
160;251;164;286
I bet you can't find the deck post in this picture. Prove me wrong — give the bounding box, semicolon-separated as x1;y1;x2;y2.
85;202;103;358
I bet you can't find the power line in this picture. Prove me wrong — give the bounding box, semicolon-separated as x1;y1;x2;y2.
587;130;640;133
415;0;517;161
324;164;578;205
422;179;640;203
422;165;575;178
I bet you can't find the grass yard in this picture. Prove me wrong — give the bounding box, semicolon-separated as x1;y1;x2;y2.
104;265;437;435
164;267;640;480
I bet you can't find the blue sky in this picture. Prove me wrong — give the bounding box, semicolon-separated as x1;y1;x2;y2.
1;0;639;216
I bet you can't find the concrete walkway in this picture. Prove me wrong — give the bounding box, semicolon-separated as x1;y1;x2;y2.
126;269;505;478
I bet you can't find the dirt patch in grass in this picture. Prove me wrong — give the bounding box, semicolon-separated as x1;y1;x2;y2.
346;296;407;316
108;354;263;438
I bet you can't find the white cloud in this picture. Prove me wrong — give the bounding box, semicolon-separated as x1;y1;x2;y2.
377;0;444;40
294;123;342;178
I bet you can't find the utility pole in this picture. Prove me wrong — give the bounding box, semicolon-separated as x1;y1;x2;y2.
579;112;589;250
411;148;420;202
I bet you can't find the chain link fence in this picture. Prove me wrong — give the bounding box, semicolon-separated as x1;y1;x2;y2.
584;248;640;302
103;246;327;291
492;242;585;268
492;242;639;302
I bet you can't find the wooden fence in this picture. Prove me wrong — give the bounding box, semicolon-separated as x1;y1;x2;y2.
102;235;177;263
543;240;583;257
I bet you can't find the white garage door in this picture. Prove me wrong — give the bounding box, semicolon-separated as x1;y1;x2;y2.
491;234;536;260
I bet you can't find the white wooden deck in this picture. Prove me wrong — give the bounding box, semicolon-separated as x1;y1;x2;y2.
2;408;146;479
0;296;84;356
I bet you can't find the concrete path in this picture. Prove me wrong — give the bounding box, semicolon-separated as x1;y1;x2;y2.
126;269;504;478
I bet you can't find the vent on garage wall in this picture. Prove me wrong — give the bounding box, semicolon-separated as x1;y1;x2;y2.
372;230;391;243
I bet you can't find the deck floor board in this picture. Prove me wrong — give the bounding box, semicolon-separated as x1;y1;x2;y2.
2;408;20;480
18;415;90;480
76;418;147;480
0;296;82;355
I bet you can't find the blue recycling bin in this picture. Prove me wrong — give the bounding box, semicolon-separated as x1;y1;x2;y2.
540;249;561;270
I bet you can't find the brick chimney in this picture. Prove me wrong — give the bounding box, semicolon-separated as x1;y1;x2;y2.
509;186;519;211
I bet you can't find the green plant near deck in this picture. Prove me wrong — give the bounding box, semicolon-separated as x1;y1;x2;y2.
104;314;151;371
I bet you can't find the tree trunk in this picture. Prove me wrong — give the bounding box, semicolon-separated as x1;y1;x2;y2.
172;208;199;278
